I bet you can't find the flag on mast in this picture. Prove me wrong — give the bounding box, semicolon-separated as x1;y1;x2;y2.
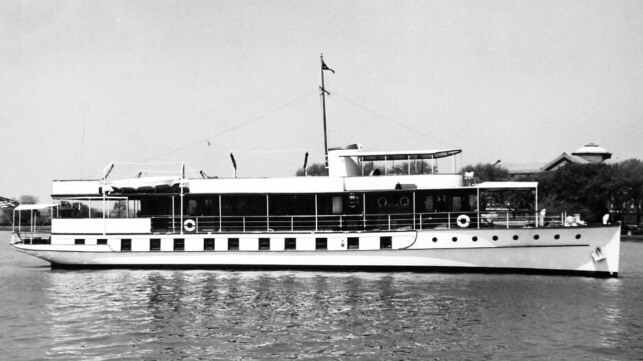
322;61;335;73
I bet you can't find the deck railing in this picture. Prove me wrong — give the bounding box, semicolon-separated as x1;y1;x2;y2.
12;211;573;237
148;211;547;234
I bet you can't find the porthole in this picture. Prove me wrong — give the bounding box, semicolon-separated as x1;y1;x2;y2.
492;236;498;241
452;237;458;242
377;197;388;207
432;237;438;243
575;234;582;239
554;234;560;240
533;235;540;240
472;236;478;242
513;235;519;240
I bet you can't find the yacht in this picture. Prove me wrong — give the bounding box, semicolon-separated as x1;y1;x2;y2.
10;56;620;276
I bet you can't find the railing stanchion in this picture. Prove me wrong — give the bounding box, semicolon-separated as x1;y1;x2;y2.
506;213;509;229
291;216;294;232
448;213;451;229
243;217;246;232
419;213;422;230
388;215;391;230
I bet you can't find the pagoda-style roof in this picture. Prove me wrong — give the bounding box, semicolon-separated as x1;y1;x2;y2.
572;143;611;157
541;153;590;171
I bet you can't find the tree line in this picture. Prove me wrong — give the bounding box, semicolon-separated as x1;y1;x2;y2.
0;195;39;227
463;160;643;224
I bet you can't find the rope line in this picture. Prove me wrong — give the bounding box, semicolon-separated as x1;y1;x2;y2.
333;91;459;149
140;90;318;162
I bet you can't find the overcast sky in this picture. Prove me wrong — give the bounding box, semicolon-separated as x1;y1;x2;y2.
2;0;642;202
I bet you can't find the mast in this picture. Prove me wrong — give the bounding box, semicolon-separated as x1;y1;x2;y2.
320;54;334;169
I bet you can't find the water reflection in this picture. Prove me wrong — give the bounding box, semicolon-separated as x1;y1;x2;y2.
41;271;494;360
2;261;632;361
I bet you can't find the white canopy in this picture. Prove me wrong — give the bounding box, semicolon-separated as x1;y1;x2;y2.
14;203;58;211
476;181;538;189
338;149;462;161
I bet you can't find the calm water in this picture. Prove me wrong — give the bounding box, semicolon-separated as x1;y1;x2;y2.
1;232;642;361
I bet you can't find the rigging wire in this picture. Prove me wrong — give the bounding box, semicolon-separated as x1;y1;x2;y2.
229;149;308;154
332;91;460;150
139;90;318;162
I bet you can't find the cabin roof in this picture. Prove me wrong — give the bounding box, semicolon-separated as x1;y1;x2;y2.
337;149;462;161
15;203;58;211
476;181;538;189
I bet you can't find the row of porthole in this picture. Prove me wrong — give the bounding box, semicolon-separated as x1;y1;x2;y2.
431;234;583;243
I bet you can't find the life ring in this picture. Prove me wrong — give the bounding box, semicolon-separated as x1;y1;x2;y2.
377;197;388;207
184;219;196;232
456;214;470;228
399;196;410;207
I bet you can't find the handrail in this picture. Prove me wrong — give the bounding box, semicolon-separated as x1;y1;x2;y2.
148;210;546;233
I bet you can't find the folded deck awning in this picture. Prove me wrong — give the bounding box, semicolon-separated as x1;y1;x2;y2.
105;177;186;193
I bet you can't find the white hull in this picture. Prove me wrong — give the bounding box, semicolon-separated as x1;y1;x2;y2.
11;226;620;277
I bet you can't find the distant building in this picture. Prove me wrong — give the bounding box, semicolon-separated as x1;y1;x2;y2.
506;143;612;178
541;143;612;171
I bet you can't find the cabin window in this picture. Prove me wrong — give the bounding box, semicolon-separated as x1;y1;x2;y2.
204;238;215;251
285;237;296;250
315;238;327;250
174;238;185;251
184;196;219;217
150;238;161;251
259;238;270;250
139;196;173;217
97;239;107;245
366;192;413;214
221;195;266;216
348;237;359;250
422;195;434;212
332;197;343;214
452;196;463;212
121;239;131;252
268;195;315;216
380;236;392;249
74;239;85;245
228;238;239;251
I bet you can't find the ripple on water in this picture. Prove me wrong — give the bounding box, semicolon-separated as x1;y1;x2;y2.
2;235;643;360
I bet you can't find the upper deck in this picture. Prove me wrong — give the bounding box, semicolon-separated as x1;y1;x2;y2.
51;146;479;196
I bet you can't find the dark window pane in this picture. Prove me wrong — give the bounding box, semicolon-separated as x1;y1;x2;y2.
121;239;131;252
348;237;359;250
259;238;270;250
316;238;327;250
380;236;392;249
285;237;296;250
174;238;185;251
228;238;239;251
